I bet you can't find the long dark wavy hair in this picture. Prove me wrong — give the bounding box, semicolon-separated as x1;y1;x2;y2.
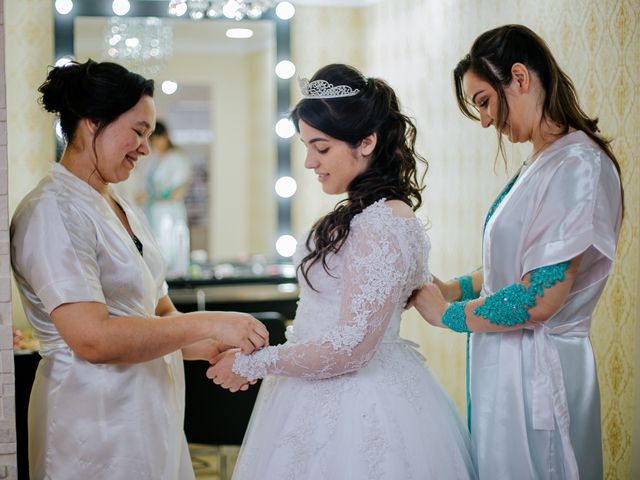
453;24;623;212
291;64;427;289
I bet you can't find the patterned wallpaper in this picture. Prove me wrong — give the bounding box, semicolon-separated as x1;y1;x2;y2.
292;1;638;478
5;0;53;333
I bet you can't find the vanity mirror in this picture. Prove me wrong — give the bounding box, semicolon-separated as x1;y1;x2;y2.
54;0;294;263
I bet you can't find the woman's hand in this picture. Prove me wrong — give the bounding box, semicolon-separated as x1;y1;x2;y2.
182;338;233;361
210;312;269;354
410;283;450;328
206;349;254;392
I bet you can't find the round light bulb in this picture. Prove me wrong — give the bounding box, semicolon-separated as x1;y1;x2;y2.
223;0;241;19
275;60;296;80
275;118;295;139
55;0;73;15
112;0;131;16
276;235;297;257
275;2;295;20
174;2;188;16
275;176;297;198
161;80;178;95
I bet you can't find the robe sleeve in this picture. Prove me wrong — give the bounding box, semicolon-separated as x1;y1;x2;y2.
521;147;621;292
11;197;106;313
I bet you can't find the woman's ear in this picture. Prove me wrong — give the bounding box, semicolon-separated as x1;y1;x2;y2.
359;132;378;157
83;118;99;135
511;63;531;93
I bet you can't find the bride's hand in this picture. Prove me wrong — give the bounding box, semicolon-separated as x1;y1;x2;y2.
410;283;449;328
206;349;255;392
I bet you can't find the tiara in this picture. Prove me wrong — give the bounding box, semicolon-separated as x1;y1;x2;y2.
298;77;360;99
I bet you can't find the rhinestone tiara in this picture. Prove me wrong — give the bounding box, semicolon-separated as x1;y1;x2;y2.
298;77;360;99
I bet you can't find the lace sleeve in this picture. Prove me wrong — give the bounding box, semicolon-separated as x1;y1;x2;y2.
233;209;410;380
442;261;572;333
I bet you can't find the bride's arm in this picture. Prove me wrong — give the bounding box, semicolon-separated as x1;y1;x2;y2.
208;211;413;384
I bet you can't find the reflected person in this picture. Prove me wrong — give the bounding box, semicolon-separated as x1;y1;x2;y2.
146;120;192;278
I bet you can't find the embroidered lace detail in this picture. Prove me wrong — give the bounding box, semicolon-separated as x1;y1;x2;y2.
484;175;518;229
442;302;469;333
232;345;281;380
443;261;571;330
232;199;430;381
457;275;477;301
474;261;570;326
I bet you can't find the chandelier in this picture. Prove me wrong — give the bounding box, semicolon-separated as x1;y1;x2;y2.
168;0;276;21
104;17;173;78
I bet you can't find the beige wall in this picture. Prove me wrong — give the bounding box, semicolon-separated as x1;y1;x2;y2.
292;1;639;478
6;0;53;333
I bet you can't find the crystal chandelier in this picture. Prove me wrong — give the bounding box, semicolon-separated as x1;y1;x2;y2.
168;0;276;21
104;17;173;78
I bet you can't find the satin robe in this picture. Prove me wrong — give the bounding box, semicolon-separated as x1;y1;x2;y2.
10;164;194;480
471;131;622;479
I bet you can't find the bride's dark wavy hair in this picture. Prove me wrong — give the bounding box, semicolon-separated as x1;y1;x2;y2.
291;64;427;289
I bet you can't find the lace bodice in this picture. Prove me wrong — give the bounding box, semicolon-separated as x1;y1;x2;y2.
234;199;431;380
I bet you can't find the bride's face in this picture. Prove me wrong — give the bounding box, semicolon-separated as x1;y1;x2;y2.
298;119;369;195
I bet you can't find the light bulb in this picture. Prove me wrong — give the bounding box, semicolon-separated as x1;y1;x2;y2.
275;176;297;198
275;118;295;139
275;60;296;80
276;235;297;257
275;2;295;20
112;0;131;16
55;0;73;15
161;80;178;95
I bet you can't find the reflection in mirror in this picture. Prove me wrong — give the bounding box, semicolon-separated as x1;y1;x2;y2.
73;15;279;271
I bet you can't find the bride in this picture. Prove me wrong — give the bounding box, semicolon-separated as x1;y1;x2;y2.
208;64;475;479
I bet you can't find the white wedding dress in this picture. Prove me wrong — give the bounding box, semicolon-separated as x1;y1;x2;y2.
232;200;475;479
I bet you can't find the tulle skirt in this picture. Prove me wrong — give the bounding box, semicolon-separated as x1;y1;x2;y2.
232;341;476;480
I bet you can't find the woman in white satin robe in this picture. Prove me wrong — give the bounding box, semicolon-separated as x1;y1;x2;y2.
10;59;268;480
412;25;623;479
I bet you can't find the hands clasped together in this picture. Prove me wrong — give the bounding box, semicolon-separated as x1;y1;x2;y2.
205;312;267;393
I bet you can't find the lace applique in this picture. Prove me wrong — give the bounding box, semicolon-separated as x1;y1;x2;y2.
484;175;518;229
474;261;571;326
457;275;477;301
232;200;430;381
442;301;470;333
443;261;571;331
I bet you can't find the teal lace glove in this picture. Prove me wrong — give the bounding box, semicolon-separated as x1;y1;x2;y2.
457;275;478;301
474;261;571;326
442;261;571;332
442;301;470;333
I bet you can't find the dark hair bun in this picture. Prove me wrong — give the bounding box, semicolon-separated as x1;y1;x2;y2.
37;59;154;142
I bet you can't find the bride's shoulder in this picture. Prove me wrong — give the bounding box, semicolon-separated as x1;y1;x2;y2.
350;199;419;234
382;199;415;219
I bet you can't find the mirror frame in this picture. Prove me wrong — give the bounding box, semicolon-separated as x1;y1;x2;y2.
54;0;293;245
